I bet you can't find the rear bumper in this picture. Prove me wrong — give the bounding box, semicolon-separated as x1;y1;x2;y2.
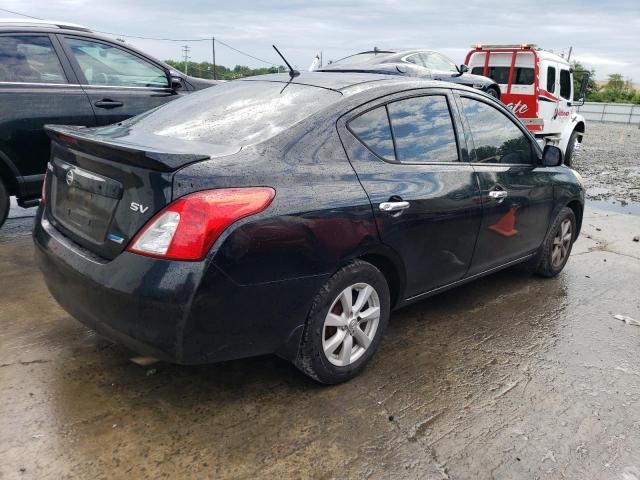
33;208;327;364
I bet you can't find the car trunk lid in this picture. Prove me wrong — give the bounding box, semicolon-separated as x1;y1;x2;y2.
44;125;239;260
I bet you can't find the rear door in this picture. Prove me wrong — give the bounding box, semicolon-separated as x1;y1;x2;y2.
58;35;177;125
453;92;554;274
339;90;483;299
0;33;95;195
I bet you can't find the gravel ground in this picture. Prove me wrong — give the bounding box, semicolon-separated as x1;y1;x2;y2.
572;122;640;208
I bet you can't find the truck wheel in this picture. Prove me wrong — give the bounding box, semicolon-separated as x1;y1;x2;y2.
295;260;390;384
564;130;580;167
535;207;576;277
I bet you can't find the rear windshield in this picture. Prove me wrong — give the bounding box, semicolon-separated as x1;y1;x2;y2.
108;80;341;146
471;66;534;85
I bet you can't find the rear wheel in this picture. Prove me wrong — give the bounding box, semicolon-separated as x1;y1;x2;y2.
486;87;500;99
564;130;580;167
535;207;576;277
0;178;9;230
295;260;390;384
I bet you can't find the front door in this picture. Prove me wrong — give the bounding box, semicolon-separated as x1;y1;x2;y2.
339;90;483;298
58;35;177;125
454;93;554;274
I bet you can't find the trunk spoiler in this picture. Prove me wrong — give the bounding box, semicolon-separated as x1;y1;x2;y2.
45;125;240;172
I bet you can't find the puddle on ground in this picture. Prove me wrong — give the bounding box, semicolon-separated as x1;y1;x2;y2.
587;198;640;216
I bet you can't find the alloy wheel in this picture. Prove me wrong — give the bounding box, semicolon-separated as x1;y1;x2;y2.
552;218;572;268
322;283;381;367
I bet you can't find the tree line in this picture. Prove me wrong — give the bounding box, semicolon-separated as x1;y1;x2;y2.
166;59;640;104
165;60;286;80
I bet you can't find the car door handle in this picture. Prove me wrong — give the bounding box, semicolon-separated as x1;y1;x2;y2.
94;99;123;109
379;201;410;212
488;190;508;200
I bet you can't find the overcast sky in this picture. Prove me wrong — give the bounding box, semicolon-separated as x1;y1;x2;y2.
3;0;639;81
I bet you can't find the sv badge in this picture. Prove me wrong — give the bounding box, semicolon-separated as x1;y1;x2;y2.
130;202;149;214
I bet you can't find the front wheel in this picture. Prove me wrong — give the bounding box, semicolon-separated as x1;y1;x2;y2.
486;86;500;99
564;130;580;167
535;207;576;277
0;178;9;230
295;260;390;384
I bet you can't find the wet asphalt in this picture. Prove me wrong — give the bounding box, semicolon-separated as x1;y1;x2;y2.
1;123;640;479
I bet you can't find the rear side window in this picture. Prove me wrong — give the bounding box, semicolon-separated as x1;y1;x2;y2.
63;37;169;88
460;97;532;165
348;107;395;160
560;69;571;99
0;35;66;84
547;66;556;93
387;96;458;163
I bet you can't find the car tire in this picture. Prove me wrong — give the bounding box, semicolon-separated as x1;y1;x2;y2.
535;207;576;278
0;178;9;230
486;87;500;99
295;260;390;384
564;130;580;167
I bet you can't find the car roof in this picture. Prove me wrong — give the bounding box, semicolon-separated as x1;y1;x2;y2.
240;72;466;96
0;18;91;32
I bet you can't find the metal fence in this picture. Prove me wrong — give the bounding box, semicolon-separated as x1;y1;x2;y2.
577;102;640;124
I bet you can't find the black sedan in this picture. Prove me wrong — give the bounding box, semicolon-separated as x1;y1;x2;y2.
34;72;583;383
318;49;500;98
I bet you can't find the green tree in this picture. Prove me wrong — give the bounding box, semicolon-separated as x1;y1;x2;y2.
570;61;598;101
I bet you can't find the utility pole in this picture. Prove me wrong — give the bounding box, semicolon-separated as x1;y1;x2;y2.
212;36;216;80
181;45;190;75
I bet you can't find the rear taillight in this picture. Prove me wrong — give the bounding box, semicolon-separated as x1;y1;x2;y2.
127;187;275;261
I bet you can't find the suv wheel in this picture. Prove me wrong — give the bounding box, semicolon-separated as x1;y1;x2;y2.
295;260;390;384
535;207;576;277
0;178;9;230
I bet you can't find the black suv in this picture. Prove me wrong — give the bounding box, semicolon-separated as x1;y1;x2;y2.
0;18;216;228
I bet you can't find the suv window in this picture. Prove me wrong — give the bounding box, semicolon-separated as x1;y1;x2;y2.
63;37;168;88
547;66;556;93
0;35;66;84
460;97;532;165
387;95;458;163
560;69;571;100
348;106;395;160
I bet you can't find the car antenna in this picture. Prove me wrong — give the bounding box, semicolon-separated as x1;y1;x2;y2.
272;45;299;78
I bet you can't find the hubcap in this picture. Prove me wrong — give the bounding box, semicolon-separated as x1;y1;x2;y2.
552;219;573;268
322;283;381;367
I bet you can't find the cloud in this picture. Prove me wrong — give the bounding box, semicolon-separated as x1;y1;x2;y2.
3;0;639;80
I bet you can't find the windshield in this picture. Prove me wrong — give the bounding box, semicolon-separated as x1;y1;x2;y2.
331;52;393;66
95;80;341;147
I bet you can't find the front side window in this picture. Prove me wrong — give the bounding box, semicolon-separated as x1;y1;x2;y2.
560;69;571;100
0;35;66;84
547;67;556;93
348;106;395;160
63;37;168;88
387;95;458;163
460;97;532;165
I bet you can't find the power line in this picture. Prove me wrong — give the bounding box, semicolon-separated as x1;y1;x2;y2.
0;6;275;65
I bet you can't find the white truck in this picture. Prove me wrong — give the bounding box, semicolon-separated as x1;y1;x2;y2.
465;44;589;166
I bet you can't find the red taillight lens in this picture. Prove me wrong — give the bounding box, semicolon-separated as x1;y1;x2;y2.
127;187;275;261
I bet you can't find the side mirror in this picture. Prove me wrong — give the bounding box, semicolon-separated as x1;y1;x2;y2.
542;145;563;167
171;76;183;91
572;71;590;106
458;64;469;74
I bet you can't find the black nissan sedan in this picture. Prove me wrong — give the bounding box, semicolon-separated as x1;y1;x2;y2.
33;72;584;383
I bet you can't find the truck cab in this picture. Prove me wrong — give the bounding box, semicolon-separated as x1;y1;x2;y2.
465;44;588;166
